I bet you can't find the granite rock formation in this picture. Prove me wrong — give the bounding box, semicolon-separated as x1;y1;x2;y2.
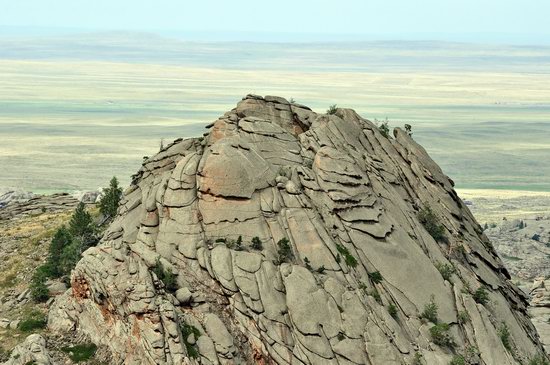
47;95;546;364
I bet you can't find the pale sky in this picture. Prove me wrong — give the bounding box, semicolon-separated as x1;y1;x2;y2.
1;0;549;43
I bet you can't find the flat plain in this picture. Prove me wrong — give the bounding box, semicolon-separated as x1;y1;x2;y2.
1;34;549;193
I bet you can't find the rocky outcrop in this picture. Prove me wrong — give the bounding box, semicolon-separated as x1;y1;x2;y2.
486;216;550;281
0;193;78;220
530;278;550;354
2;334;52;365
49;95;546;364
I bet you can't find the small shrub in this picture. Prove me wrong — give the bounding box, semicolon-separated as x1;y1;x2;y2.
277;238;294;263
369;271;383;284
498;322;511;351
61;343;97;362
429;323;455;348
337;332;345;341
152;258;178;292
449;354;466;365
457;310;470;324
251;237;263;250
368;289;382;304
412;352;423;365
530;354;550;365
317;265;326;274
235;235;243;251
404;124;413;136
473;287;489;305
30;269;49;303
327;104;337;115
304;257;313;271
18;311;47;332
335;244;358;268
436;263;455;282
180;321;201;359
388;304;398;320
418;205;446;242
421;295;438;323
378;119;390;138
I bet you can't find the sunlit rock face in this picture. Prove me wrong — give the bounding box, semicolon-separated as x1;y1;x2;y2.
48;95;545;364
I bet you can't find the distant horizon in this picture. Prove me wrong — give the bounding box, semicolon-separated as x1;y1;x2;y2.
1;25;550;46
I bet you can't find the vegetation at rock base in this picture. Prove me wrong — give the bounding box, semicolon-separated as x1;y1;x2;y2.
335;244;358;268
29;268;49;303
412;352;423;365
152;258;178;293
449;354;466;365
326;104;337;115
61;343;97;362
429;323;455;348
18;310;47;332
498;322;512;351
369;271;383;284
29;201;99;301
251;236;263;250
436;262;455;282
457;310;470;324
418;205;447;242
388;303;398;319
529;354;550;365
99;176;123;218
473;287;489;305
179;321;201;359
421;295;438;323
277;237;294;263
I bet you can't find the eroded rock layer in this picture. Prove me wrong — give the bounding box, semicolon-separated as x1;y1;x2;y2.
49;95;545;364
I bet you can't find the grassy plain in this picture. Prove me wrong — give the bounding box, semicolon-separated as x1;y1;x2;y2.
0;36;549;192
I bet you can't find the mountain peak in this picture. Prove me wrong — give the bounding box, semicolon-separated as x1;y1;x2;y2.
47;95;544;364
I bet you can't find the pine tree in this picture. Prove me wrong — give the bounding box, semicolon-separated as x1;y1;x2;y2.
30;268;49;303
100;176;123;219
59;239;83;277
47;226;73;278
69;202;96;248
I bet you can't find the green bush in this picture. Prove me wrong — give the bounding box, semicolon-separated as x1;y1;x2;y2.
388;304;398;320
429;323;455;348
69;203;95;246
46;226;73;278
335;244;358;268
327;104;338;115
436;263;455;282
421;296;438;323
449;355;466;365
473;287;489;305
251;237;263;250
498;322;511;351
368;289;382;304
180;321;201;359
277;238;294;263
457;310;470;324
30;269;49;303
412;352;423;365
18;311;47;332
99;176;123;219
530;354;550;365
418;206;446;242
378;120;390;138
61;343;97;362
152;259;178;292
369;271;383;284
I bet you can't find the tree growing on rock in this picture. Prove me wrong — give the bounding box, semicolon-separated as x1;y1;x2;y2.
99;176;123;219
69;202;96;248
46;226;73;278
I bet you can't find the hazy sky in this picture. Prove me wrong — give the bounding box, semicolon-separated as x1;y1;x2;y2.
1;0;550;42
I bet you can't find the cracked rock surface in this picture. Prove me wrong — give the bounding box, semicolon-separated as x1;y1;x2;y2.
48;95;546;364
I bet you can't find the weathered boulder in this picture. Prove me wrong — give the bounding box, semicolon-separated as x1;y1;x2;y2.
48;95;547;364
1;334;52;365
